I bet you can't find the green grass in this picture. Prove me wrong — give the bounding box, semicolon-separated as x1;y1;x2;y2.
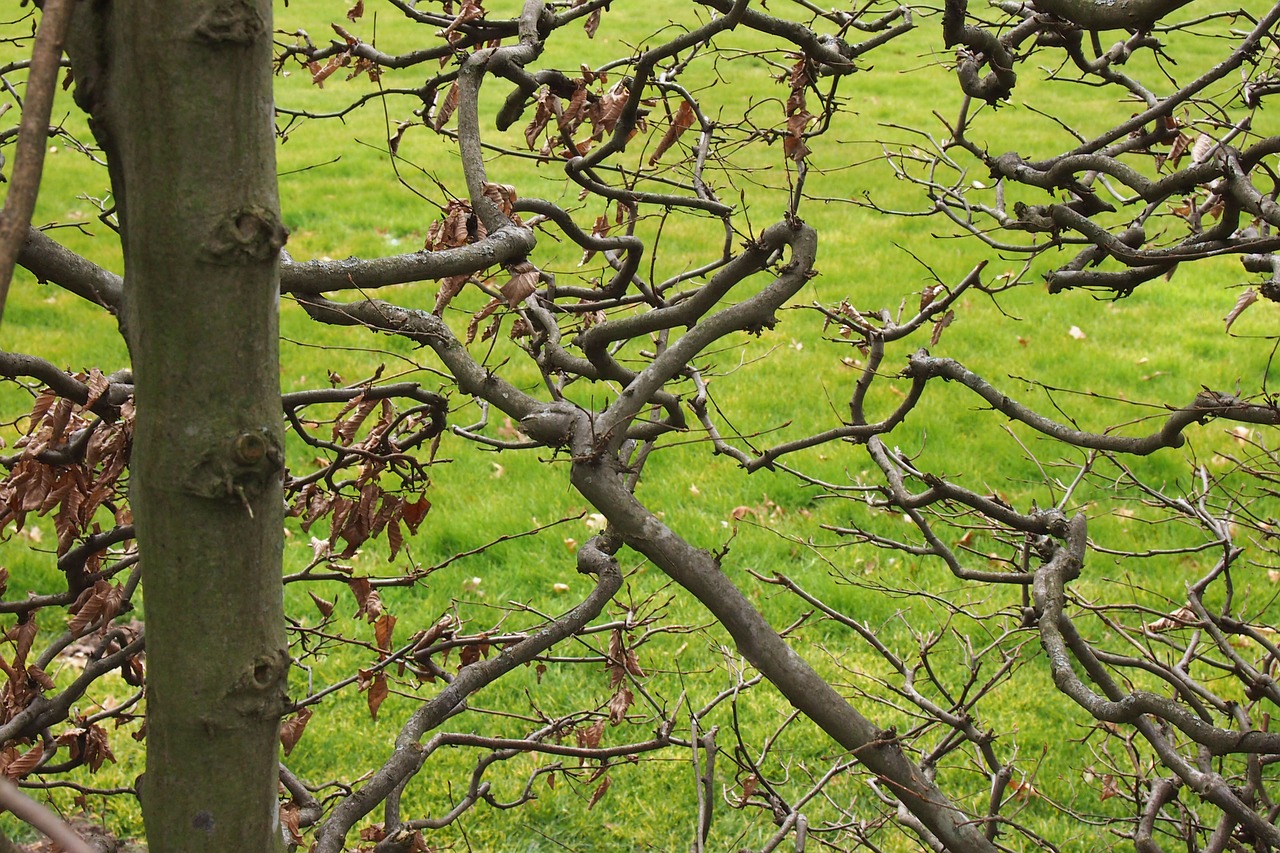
3;1;1279;850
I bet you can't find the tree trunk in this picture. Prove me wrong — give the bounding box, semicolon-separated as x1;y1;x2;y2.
66;1;289;850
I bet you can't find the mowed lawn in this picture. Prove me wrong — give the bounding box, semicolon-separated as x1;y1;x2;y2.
2;1;1278;849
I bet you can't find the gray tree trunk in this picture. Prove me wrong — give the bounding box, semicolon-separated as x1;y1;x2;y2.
66;1;289;850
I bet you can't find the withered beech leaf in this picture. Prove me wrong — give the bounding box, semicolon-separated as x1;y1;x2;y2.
607;685;633;725
586;774;611;810
309;592;334;619
26;665;56;691
68;580;123;636
739;773;759;805
466;298;503;346
375;613;397;656
438;0;483;43
433;273;471;315
280;801;304;844
348;577;384;622
280;707;314;756
930;310;955;347
576;719;605;750
783;110;812;163
346;0;364;21
500;261;541;308
432;81;461;131
1225;288;1258;333
83;368;110;411
57;721;115;772
388;120;412;156
367;671;389;720
524;86;556;150
311;53;350;88
588;84;629;139
649;100;696;165
9;619;37;670
624;648;645;678
2;743;42;780
919;284;944;312
482;182;518;216
584;7;601;37
402;495;431;533
386;518;403;561
331;23;359;47
459;639;491;668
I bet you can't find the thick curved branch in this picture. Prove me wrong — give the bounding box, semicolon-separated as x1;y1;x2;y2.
906;353;1280;454
1032;0;1197;30
562;423;999;851
16;226;123;312
279;227;536;295
0;778;94;853
0;0;75;324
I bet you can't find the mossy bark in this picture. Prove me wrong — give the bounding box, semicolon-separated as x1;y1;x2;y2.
67;1;288;850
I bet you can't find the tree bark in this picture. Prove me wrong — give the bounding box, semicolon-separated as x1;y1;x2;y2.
66;1;289;851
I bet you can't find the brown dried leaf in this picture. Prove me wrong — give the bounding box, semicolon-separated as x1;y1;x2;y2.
586;774;611;809
388;120;412;156
624;648;645;678
311;53;350;87
433;273;472;315
584;7;601;37
466;298;503;346
524;86;556;150
402;495;431;533
1165;131;1191;169
280;801;304;844
1225;288;1258;333
333;394;377;443
68;580;122;636
386;519;404;561
72;721;115;772
1145;605;1197;633
375;613;397;656
482;182;518;216
26;665;55;691
3;743;42;780
783;110;812;163
9;619;37;670
331;23;359;46
576;719;605;749
432;81;461;131
919;284;944;312
649;100;696;165
367;671;388;720
588;84;629;138
459;640;490;668
1191;132;1215;164
500;262;541;307
348;577;384;622
607;685;633;725
930;309;955;347
280;707;314;756
83;368;110;411
439;0;483;43
739;774;759;805
309;592;334;619
346;0;364;21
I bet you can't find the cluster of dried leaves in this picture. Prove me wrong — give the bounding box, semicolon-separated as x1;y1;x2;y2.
289;391;436;561
0;383;131;557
